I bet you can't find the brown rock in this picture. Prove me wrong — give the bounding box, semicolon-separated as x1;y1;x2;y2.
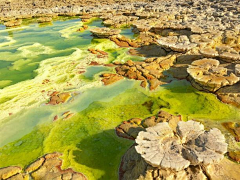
0;166;22;179
89;61;101;65
116;111;181;140
140;80;147;88
114;55;176;90
116;118;144;140
37;17;52;23
216;74;240;106
222;122;240;142
128;45;166;57
30;153;86;180
96;49;108;56
47;92;71;105
25;157;45;173
6;173;26;180
228;151;240;162
110;35;139;48
90;27;121;38
149;78;164;90
101;73;124;85
4;19;22;27
203;158;240;180
187;58;240;92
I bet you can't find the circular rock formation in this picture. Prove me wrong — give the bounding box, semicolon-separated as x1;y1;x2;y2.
187;59;240;92
135;120;227;171
90;27;121;38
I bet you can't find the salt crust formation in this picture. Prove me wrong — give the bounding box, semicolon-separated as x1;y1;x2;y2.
187;59;240;92
117;111;240;180
157;35;197;52
90;27;121;38
0;152;86;180
135;120;227;171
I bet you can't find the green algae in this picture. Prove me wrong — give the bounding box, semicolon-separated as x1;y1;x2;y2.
0;124;52;167
82;66;111;80
0;79;239;179
0;85;155;179
0;19;105;89
149;80;240;121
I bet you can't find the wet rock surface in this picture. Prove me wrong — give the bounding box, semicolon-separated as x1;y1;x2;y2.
47;91;72;105
222;122;240;142
0;153;86;180
101;73;124;85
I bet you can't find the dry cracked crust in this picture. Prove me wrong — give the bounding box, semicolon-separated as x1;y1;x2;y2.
90;27;121;38
135;121;228;171
187;58;239;92
0;152;86;180
117;111;240;180
101;55;176;90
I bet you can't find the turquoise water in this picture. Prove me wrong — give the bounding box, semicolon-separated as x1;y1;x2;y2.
0;18;138;89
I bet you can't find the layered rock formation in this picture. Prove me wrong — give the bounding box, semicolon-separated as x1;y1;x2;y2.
113;55;176;90
187;59;239;92
157;35;197;52
90;27;121;38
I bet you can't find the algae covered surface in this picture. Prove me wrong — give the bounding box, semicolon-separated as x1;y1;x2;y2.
0;17;240;180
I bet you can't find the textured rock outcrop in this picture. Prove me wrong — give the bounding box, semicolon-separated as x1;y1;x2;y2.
114;55;176;90
90;27;121;38
118;113;240;180
3;19;22;27
47;91;72;105
0;153;86;180
216;81;240;108
157;35;197;52
116;111;181;140
37;17;52;23
135;121;227;170
187;59;239;92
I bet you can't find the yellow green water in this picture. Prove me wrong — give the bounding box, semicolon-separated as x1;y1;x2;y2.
0;17;240;180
